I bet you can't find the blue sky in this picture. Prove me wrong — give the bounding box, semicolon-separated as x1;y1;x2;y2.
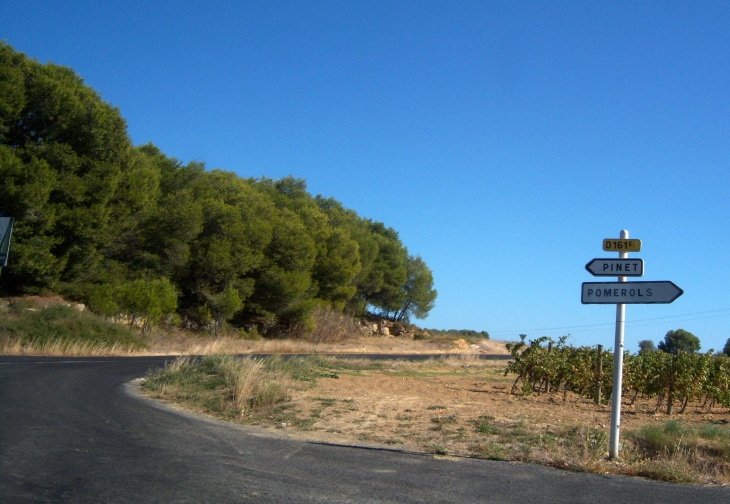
2;1;729;351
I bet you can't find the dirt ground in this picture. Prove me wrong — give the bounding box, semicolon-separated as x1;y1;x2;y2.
141;333;508;356
247;358;730;460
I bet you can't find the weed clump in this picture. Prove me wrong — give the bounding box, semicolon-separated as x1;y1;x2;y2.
144;355;289;417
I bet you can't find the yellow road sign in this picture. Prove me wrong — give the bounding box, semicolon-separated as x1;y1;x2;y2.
603;238;641;252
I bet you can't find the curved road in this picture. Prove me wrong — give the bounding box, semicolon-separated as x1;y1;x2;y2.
1;356;728;503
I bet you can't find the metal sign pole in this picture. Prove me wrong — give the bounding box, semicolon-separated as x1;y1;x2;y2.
608;229;628;459
0;267;11;308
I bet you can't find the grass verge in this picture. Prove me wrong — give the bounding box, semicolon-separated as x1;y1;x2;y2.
624;420;730;483
0;302;146;355
141;355;730;485
143;355;290;417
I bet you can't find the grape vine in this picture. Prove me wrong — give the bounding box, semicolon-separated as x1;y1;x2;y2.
505;337;730;414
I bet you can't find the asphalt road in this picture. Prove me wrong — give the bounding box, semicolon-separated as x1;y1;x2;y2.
1;355;728;503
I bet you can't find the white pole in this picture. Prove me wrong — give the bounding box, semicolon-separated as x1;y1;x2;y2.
608;229;628;459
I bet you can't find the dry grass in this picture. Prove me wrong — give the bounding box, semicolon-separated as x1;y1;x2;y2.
143;355;290;418
0;295;507;357
142;355;730;485
0;298;146;356
294;306;363;343
128;330;504;357
0;337;142;356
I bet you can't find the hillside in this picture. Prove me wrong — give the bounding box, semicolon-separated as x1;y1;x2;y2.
0;42;436;338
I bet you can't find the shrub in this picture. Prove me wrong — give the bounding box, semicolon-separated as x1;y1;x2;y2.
0;304;145;351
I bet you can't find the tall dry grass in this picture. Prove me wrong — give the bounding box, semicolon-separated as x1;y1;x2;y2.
290;306;363;343
144;355;289;417
0;301;146;355
0;337;141;356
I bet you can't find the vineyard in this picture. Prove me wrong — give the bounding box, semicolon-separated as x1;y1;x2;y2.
505;337;730;414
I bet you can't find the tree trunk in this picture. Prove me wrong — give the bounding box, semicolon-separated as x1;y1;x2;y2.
679;396;689;414
511;375;522;394
630;389;639;405
666;385;674;415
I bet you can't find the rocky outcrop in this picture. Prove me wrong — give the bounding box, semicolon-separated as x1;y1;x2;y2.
357;317;422;338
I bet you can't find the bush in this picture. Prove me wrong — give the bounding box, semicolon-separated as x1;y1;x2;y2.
304;306;361;343
144;355;289;416
0;304;146;350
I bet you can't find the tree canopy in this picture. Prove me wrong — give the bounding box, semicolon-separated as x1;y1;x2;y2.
638;339;657;353
0;43;437;334
658;329;701;354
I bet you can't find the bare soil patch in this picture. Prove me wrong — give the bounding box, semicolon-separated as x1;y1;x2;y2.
262;358;729;450
139;333;506;356
143;355;730;485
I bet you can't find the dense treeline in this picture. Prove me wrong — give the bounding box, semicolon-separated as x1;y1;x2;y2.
426;328;490;340
0;43;436;334
506;336;730;413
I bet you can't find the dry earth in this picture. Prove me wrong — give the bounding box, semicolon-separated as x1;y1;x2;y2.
242;358;730;461
141;333;507;357
139;355;730;484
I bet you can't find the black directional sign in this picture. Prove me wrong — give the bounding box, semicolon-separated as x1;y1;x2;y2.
581;281;683;304
585;258;644;277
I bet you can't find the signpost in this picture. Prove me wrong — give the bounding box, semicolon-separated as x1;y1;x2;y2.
602;238;641;252
585;258;644;277
583;230;683;460
0;217;14;306
581;281;683;304
0;217;13;268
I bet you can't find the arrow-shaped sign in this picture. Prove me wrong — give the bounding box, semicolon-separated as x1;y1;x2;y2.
0;217;13;267
581;281;683;304
585;258;644;277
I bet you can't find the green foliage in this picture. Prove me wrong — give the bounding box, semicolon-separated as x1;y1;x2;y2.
393;255;437;322
206;284;245;336
427;328;490;340
505;336;610;399
0;43;436;336
0;304;145;350
723;338;730;357
658;329;701;354
86;283;118;317
144;355;290;416
628;420;730;475
505;337;730;412
362;222;408;315
0;42;135;289
117;278;178;333
638;339;657;353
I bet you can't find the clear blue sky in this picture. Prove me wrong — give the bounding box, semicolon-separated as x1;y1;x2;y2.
2;1;729;351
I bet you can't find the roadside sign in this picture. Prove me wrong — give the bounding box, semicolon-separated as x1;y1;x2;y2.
584;230;683;460
585;258;644;277
581;281;683;304
603;238;641;252
0;217;13;267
